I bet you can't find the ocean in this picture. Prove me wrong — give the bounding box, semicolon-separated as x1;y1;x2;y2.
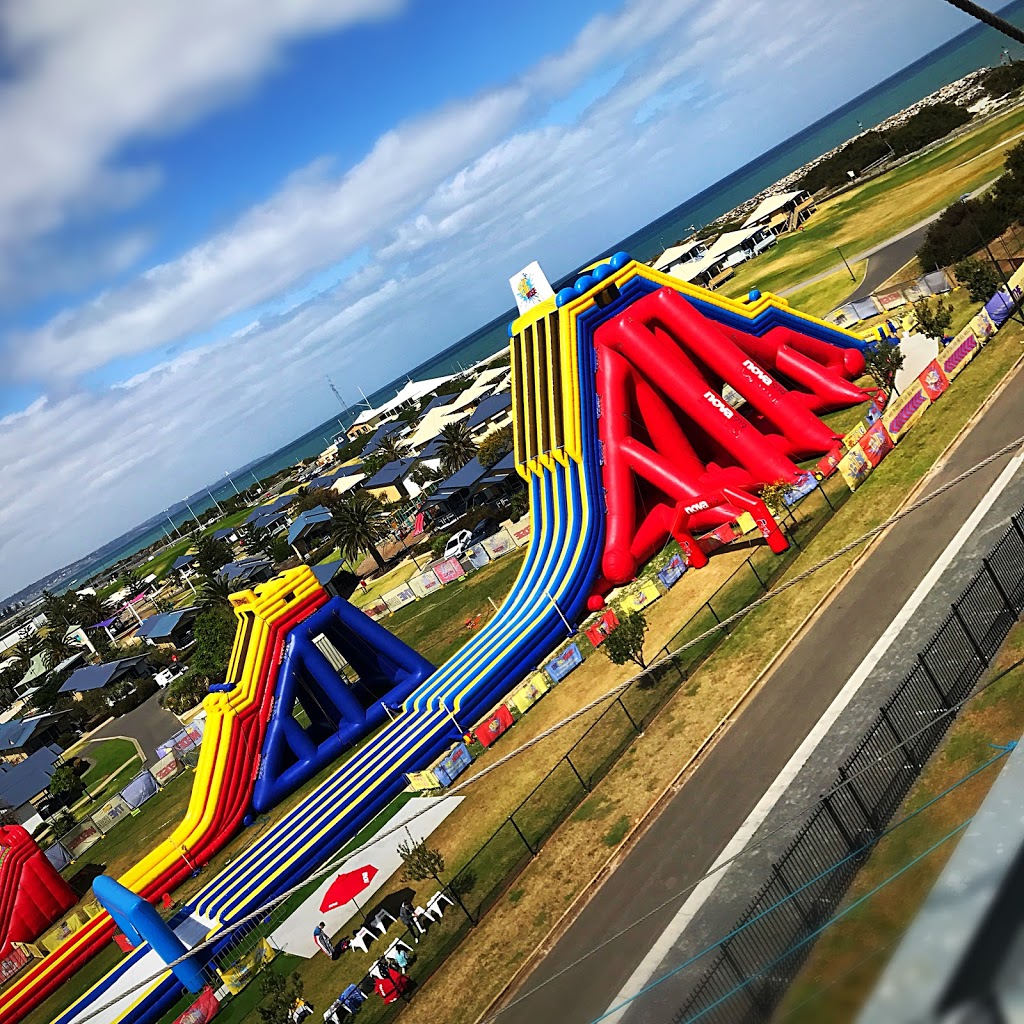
49;1;1024;594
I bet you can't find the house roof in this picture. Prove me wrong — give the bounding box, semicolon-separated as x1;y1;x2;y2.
435;457;490;495
476;450;517;487
652;238;704;270
351;375;455;426
0;718;42;752
50;651;86;676
707;226;773;259
364;457;418;489
312;561;346;587
211;527;237;541
467;391;513;429
742;190;804;228
250;510;287;533
15;653;47;689
0;745;63;808
360;421;405;456
309;463;364;490
59;655;149;694
219;558;274;584
417;437;444;460
243;494;296;526
287;507;334;546
171;553;199;571
419;393;456;416
135;607;197;641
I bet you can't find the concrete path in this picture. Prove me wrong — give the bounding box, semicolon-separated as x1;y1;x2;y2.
89;690;180;762
494;359;1024;1024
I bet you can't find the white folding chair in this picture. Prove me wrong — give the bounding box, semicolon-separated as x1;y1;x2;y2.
425;890;454;920
349;926;375;953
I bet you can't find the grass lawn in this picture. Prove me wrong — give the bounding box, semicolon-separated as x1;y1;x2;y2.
350;560;420;608
785;261;866;318
775;624;1024;1024
81;738;137;789
856;283;981;340
721;101;1024;299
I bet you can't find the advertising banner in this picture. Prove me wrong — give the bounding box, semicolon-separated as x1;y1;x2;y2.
63;818;102;860
474;704;514;748
92;795;132;833
218;939;275;996
817;442;845;478
508;674;550;714
783;472;820;507
877;289;906;310
507;518;532;547
433;743;473;787
939;329;980;380
433;557;466;584
465;543;491;569
406;769;440;792
838;446;873;491
362;599;390;620
0;947;28;983
510;261;555;315
482;529;515;559
382;584;416;612
584;609;620;647
735;511;757;535
657;553;687;589
545;643;584;683
622;582;662;613
151;751;181;786
918;359;949;401
408;570;442;599
858;421;894;468
842;422;868;450
864;403;882;426
882;380;931;443
41;909;90;952
172;987;220;1024
120;770;158;810
971;308;997;341
44;842;71;873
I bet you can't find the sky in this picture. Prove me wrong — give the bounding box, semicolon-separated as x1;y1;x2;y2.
0;0;988;596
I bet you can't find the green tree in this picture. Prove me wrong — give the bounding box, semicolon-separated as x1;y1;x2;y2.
197;573;232;609
194;533;232;578
954;256;1001;302
509;490;529;522
13;624;43;674
398;835;472;921
41;629;81;671
188;605;238;682
409;464;438;490
477;425;514;468
41;590;77;633
257;971;306;1024
913;296;954;341
0;799;17;827
430;532;452;558
373;433;406;465
48;763;79;799
333;491;390;573
164;672;208;715
437;421;477;476
864;337;905;395
601;609;650;670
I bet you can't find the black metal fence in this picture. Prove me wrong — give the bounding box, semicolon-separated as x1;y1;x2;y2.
673;505;1024;1024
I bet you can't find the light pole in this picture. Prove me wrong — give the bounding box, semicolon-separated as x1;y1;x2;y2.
836;246;856;282
959;194;1024;326
206;487;224;515
224;472;241;497
250;471;262;493
183;497;199;527
166;515;182;539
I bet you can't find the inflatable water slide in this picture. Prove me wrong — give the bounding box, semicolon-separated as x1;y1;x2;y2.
0;256;872;1024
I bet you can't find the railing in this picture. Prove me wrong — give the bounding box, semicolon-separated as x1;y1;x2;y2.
672;505;1024;1024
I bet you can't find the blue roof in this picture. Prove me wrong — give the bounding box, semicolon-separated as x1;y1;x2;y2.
436;457;490;494
243;494;296;526
419;394;456;416
287;506;333;546
0;719;42;752
0;745;63;807
417;437;444;461
364;457;417;489
212;526;237;541
171;553;198;571
477;450;516;486
308;463;364;490
59;655;149;694
360;421;403;455
468;391;513;429
312;561;346;587
220;557;273;583
135;608;196;641
250;510;286;533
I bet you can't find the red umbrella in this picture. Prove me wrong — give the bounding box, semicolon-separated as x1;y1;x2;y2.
320;865;379;913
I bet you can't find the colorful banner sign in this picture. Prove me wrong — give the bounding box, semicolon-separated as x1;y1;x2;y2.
508;674;550;714
406;769;440;792
0;947;28;983
838;446;873;491
408;570;442;599
433;557;466;584
382;584;416;612
481;529;515;558
464;543;491;569
218;938;275;995
876;289;906;311
545;643;584;683
783;472;819;507
92;795;132;833
657;553;686;589
434;743;473;787
817;442;844;478
172;987;220;1024
918;359;949;401
622;582;662;613
864;404;882;426
508;518;532;547
938;329;980;381
858;420;893;468
474;704;514;748
971;308;997;340
62;819;102;860
584;609;620;647
362;599;390;620
842;422;868;450
151;751;181;786
882;380;931;443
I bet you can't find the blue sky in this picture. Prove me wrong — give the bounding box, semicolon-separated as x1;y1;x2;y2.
0;0;985;594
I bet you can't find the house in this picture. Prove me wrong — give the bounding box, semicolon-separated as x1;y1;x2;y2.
311;561;358;600
359;421;406;457
211;526;239;544
668;252;735;291
171;552;199;576
58;655;152;699
243;494;297;528
362;458;422;503
402;404;470;452
466;391;513;441
742;189;816;235
0;744;64;830
652;238;710;274
426;457;493;521
469;451;521;507
287;507;335;559
249;510;289;536
706;226;778;269
445;366;510;415
0;715;66;765
219;557;275;587
348;376;455;437
308;464;363;491
418;393;457;418
134;607;199;649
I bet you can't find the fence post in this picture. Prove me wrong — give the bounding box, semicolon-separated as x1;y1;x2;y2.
821;791;858;851
951;603;988;666
917;653;950;709
617;696;641;733
749;559;768;592
837;766;878;832
819;482;835;511
563;754;590;793
705;601;720;624
508;815;535;856
983;557;1015;614
879;706;920;770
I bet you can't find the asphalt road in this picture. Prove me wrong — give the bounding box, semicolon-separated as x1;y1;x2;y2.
89;690;181;762
844;221;933;303
495;360;1024;1024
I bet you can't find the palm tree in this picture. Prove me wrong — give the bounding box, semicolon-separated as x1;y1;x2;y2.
12;625;43;676
41;629;81;671
195;533;232;578
373;434;406;465
437;421;477;476
333;491;390;574
198;573;233;609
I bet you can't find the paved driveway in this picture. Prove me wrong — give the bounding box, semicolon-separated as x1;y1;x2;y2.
87;691;182;763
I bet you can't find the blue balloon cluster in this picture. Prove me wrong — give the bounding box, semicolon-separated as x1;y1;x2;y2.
555;251;631;307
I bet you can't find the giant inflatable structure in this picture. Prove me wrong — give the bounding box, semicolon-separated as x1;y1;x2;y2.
0;257;871;1024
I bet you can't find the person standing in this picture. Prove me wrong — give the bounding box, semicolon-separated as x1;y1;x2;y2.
399;901;418;943
313;921;336;960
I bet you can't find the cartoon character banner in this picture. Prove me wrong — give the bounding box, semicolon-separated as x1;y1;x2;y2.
838;446;873;492
508;674;550;714
858;421;894;468
433;558;466;584
918;359;949;401
842;422;868;450
218;939;275;996
434;743;473;787
172;987;220;1024
585;609;620;647
474;704;514;748
939;329;980;380
622;583;661;613
657;553;686;589
817;443;845;478
545;643;584;683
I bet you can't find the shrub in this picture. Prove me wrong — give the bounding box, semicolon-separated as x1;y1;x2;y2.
954;257;1002;302
601;609;650;670
430;532;452;558
164;672;207;715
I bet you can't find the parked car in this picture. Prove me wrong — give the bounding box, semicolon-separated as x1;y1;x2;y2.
443;530;473;560
155;665;187;689
469;517;500;544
